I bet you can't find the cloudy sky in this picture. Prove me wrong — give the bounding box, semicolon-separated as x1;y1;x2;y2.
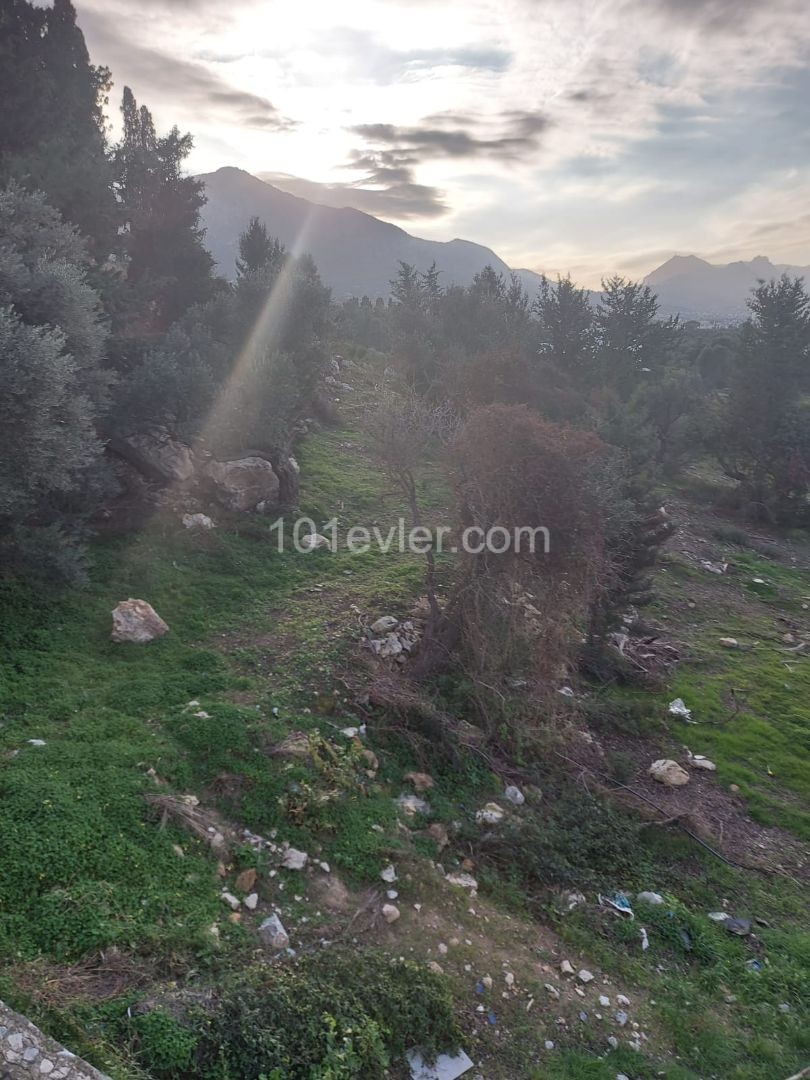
75;0;810;286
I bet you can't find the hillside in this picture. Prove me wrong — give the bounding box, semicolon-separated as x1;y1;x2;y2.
1;353;808;1079
197;167;543;298
644;254;810;323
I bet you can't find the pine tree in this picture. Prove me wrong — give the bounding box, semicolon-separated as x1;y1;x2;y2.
112;88;216;335
236;217;284;278
0;0;117;252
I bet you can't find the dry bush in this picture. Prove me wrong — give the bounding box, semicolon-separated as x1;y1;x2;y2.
446;404;612;731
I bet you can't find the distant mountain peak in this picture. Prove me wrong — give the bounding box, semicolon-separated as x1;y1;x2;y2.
197;166;542;299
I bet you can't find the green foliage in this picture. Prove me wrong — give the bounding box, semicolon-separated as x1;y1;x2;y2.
131;1010;199;1077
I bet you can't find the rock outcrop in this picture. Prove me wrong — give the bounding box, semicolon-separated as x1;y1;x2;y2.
204;457;280;512
1;1000;110;1079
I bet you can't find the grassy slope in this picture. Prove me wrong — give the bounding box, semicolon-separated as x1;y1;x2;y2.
0;364;808;1078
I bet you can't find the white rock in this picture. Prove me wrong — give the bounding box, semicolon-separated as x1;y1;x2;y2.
243;893;259;910
111;598;169;643
182;513;214;530
616;994;630;1006
300;532;330;551
648;759;690;786
475;802;504;825
560;960;575;975
381;864;398;883
577;969;595;983
504;784;525;805
688;754;716;771
636;891;664;905
221;891;240;910
259;913;289;949
382;903;401;923
599;995;611;1007
281;847;308;870
446;872;478;890
27;739;47;747
504;972;515;987
719;637;739;648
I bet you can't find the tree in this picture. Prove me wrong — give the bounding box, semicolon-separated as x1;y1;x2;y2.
112;87;216;336
0;0;117;252
714;276;810;521
595;276;681;398
236;217;284;278
0;185;109;580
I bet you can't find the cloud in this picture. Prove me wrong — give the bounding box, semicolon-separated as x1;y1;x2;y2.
78;9;295;131
351;109;549;164
260;150;447;220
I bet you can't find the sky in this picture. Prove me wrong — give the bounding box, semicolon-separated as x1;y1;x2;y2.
74;0;810;288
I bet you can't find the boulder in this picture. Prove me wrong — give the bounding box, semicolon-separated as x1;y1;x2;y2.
405;771;434;793
259;913;289;949
204;457;280;512
475;802;504;825
111;599;169;643
649;758;690;786
182;512;214;529
281;846;308;870
382;903;401;924
111;427;195;483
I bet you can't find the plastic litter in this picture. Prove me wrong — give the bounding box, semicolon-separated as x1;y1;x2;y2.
599;891;634;919
668;698;694;721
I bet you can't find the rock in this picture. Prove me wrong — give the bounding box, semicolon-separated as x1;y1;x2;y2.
636;891;664;905
243;893;259;910
182;512;214;529
616;994;630;1006
723;916;752;936
427;822;450;850
397;793;431;816
615;1010;629;1026
446;872;478;891
648;759;690;786
281;847;308;870
504;784;525;805
560;960;574;975
235;867;257;893
427;960;444;975
271;731;312;759
607;1035;619;1050
577;969;594;984
259;913;289;949
381;864;398;883
719;637;739;648
111;598;169;643
112;427;194;483
545;983;560;999
371;616;399;634
688;754;716;771
544;1040;555;1050
27;739;46;747
300;532;330;550
204;456;280;512
475;802;504;825
382;903;401;923
599;995;611;1007
405;771;434;792
221;891;240;910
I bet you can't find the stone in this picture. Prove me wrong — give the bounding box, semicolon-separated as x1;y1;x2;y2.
397;793;431;816
113;427;194;483
427;822;450;850
599;995;611;1007
503;784;525;805
111;598;169;643
616;994;630;1006
427;960;444;975
405;771;434;792
544;983;560;999
221;891;240;910
615;1010;629;1026
723;916;751;936
281;847;308;870
475;802;504;825
607;1036;619;1050
299;533;330;551
648;759;690;786
719;637;739;648
235;868;257;893
27;739;47;747
182;513;214;529
204;456;280;512
446;872;478;891
544;1040;555;1050
688;754;716;771
371;616;399;634
636;891;664;905
381;864;398;883
560;960;575;975
668;698;693;720
243;893;259;910
577;969;595;984
259;913;289;949
382;903;401;923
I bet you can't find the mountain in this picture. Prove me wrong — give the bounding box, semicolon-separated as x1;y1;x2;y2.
197;167;543;299
644;254;810;322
